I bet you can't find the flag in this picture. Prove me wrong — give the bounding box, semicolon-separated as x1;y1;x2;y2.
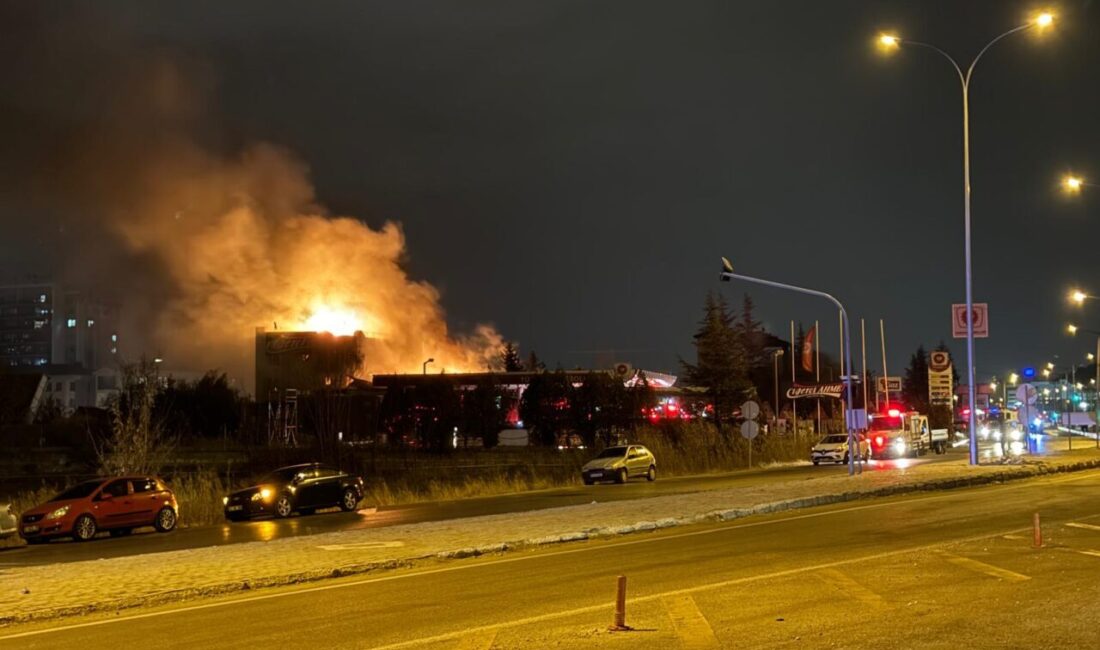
801;325;816;373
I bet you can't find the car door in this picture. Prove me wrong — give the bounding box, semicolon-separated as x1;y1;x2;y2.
293;468;322;507
626;447;643;476
129;477;160;525
93;479;137;527
316;468;344;506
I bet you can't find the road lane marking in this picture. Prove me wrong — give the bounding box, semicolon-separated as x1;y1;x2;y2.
1066;522;1100;532
1002;534;1025;540
455;629;497;650
663;595;720;649
1074;549;1100;558
7;470;1100;642
938;552;1030;582
815;568;887;609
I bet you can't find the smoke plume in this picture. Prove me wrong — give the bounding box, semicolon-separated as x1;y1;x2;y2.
0;5;503;389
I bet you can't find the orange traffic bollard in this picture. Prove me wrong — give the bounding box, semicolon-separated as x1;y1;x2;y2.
609;575;632;631
1033;512;1043;548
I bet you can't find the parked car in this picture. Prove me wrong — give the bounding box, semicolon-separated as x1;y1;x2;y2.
223;463;365;521
19;477;178;543
581;445;656;484
811;433;870;465
1;501;17;539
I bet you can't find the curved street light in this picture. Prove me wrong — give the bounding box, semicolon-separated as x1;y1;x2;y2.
878;11;1056;465
719;257;860;476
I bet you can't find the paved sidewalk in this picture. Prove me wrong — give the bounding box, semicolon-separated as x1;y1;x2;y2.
2;441;1099;625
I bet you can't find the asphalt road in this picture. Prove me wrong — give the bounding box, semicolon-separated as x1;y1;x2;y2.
0;450;962;567
4;455;1096;649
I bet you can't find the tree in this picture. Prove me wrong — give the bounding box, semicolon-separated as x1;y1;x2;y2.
462;375;504;448
525;351;546;372
571;372;620;447
681;292;750;431
95;357;175;475
623;371;657;429
519;370;572;446
734;293;766;370
901;345;930;414
500;343;523;372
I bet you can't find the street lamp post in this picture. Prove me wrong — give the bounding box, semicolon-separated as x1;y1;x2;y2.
1067;324;1100;448
878;12;1055;465
422;358;435;375
767;348;785;433
720;257;860;476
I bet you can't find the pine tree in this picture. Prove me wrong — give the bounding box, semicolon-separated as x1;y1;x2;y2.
681;292;750;431
734;293;766;369
901;345;930;413
500;342;523;372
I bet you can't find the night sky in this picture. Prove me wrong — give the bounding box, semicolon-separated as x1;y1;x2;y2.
3;1;1100;383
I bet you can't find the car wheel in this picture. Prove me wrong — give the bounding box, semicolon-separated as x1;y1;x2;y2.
109;528;132;538
154;507;177;533
274;495;294;518
72;514;97;542
340;488;359;512
646;465;656;482
616;468;627;484
842;453;850;465
812;460;819;466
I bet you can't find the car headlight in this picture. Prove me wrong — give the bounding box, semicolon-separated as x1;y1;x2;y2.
1009;429;1023;441
260;488;272;501
222;497;229;506
45;505;70;520
894;439;906;450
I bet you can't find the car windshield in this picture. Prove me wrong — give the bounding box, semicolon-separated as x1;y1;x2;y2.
869;417;903;431
50;480;103;502
260;467;304;484
596;447;627;459
821;435;847;444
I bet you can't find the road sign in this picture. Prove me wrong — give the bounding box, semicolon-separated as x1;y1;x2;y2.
876;376;901;393
929;351;951;372
1016;384;1038;405
952;303;989;338
740;420;760;440
741;400;760;420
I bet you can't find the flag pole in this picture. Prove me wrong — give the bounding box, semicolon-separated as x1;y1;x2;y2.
815;320;821;434
880;319;890;410
791;320;797;436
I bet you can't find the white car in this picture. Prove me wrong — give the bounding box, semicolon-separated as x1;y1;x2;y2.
581;445;656;484
811;434;870;465
0;501;17;540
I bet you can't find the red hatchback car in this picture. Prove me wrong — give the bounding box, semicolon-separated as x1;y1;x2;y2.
20;476;178;543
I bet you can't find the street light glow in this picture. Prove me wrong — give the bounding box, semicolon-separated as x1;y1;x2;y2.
1034;12;1054;28
1064;175;1084;193
1070;289;1088;305
1089;353;1096;361
1068;323;1079;335
878;33;900;47
1009;372;1019;384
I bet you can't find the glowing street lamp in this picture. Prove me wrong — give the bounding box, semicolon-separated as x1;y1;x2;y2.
1068;324;1079;335
1008;372;1019;385
876;11;1057;465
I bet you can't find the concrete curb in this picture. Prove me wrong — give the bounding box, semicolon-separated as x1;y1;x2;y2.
5;456;1100;627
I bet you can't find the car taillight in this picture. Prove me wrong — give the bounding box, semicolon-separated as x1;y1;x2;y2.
874;435;885;447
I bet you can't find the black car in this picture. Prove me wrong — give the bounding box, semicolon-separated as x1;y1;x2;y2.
223;463;365;521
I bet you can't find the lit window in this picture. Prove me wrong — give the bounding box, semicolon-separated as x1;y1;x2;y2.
111;334;118;342
33;320;46;330
66;318;76;328
87;319;94;327
110;347;117;354
38;294;46;303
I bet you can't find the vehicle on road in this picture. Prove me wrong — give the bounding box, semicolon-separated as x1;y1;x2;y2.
581;445;656;484
19;477;178;543
224;463;365;521
1;500;17;539
811;433;870;465
869;409;948;459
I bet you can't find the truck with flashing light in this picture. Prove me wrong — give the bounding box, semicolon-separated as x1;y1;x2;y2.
868;408;949;459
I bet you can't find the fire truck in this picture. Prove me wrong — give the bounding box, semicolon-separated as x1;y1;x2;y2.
868;408;948;459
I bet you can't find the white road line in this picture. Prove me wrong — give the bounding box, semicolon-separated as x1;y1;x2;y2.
454;628;497;650
1073;549;1100;559
938;552;1030;582
815;567;888;608
1066;522;1100;532
4;470;1099;642
664;594;720;649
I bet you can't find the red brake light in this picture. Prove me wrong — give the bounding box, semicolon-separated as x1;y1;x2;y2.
887;408;901;417
874;435;885;447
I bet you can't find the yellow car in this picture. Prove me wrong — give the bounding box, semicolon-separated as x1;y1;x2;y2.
581;445;656;484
